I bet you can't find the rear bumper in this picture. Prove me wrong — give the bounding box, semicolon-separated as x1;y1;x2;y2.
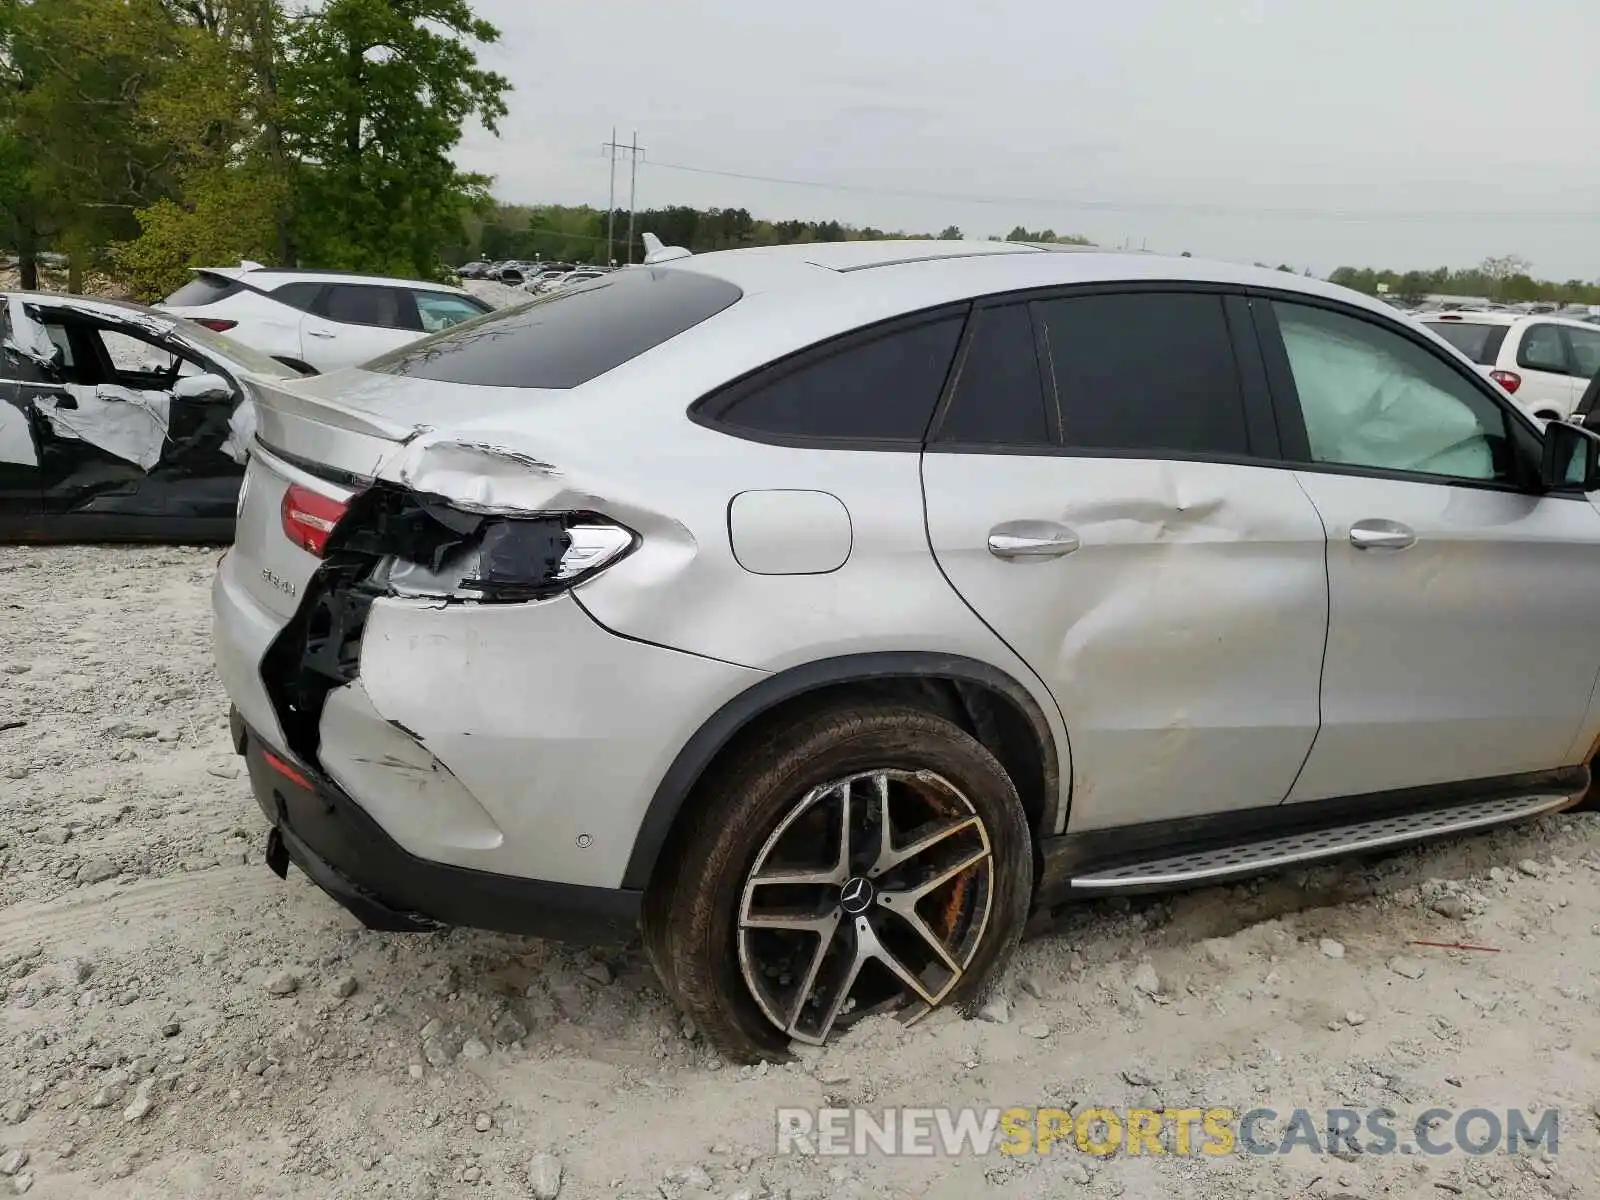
234;712;642;943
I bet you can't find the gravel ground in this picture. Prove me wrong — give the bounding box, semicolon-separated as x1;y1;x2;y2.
1;544;1597;1199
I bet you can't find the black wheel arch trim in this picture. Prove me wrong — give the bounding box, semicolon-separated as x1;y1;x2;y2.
620;651;1063;891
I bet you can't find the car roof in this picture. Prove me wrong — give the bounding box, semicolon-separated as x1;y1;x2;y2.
195;265;473;296
663;239;1396;322
6;290;174;325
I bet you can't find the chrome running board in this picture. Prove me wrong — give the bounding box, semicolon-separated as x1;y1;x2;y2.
1070;792;1572;891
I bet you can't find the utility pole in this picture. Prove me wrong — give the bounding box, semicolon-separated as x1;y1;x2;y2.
626;131;642;264
602;127;618;266
602;129;646;264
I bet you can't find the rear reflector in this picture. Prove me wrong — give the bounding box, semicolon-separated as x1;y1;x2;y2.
281;484;348;558
1489;369;1522;394
263;749;313;791
192;317;238;333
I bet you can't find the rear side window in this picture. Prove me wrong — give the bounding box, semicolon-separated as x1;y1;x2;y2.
702;314;965;443
1565;324;1600;380
933;303;1051;446
371;268;742;389
1423;320;1509;365
1033;292;1250;457
268;282;324;313
163;273;243;307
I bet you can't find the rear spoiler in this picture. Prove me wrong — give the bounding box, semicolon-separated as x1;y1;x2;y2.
250;375;420;443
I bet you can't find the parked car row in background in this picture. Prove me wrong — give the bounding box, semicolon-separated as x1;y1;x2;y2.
454;258;618;290
1420;311;1600;422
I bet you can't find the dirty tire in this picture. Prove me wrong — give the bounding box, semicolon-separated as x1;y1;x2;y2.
644;702;1033;1063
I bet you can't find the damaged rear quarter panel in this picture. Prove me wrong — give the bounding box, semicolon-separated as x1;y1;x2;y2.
352;593;763;888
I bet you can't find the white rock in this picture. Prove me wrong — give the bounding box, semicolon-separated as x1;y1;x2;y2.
1344;1010;1368;1027
1319;939;1346;959
1388;956;1427;980
1020;1023;1051;1040
1517;859;1543;878
527;1152;562;1199
475;1113;492;1132
461;1037;489;1061
0;1151;26;1177
122;1079;156;1123
263;969;300;997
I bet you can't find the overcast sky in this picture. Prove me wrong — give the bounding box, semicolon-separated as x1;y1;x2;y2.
455;0;1600;279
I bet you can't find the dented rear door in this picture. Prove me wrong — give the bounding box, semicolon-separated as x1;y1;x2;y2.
921;290;1329;833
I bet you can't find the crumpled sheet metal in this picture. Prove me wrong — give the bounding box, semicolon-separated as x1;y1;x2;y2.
0;401;37;466
34;384;172;472
385;436;563;515
221;398;257;466
4;296;61;368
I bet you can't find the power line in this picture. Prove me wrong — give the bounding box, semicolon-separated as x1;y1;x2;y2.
640;158;1596;224
601;130;646;264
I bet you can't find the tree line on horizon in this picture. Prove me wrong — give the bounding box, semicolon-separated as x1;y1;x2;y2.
464;207;1094;265
1329;255;1600;306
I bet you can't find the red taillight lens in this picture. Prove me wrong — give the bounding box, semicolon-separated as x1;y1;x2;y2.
1489;369;1522;394
192;317;238;333
281;484;348;558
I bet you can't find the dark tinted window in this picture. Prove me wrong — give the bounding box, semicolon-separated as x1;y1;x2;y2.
317;284;419;331
163;273;244;307
1423;319;1509;365
1034;292;1249;456
371;268;742;389
710;315;964;442
934;303;1049;446
269;282;324;313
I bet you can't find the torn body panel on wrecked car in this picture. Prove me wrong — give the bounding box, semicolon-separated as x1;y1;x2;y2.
0;292;277;541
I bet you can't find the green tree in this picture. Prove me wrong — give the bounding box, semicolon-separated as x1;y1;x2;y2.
114;0;290;298
281;0;509;277
4;0;179;287
938;224;962;240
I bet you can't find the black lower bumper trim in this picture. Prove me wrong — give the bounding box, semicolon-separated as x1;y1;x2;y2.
238;722;643;944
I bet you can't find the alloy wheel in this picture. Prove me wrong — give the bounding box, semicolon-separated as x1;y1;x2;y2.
736;769;995;1045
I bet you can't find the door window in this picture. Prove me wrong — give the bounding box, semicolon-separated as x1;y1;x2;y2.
1517;324;1569;374
1273;301;1511;483
1032;292;1251;456
932;303;1051;447
316;285;421;331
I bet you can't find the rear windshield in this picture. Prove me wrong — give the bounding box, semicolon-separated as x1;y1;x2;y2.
366;267;743;388
1423;319;1509;365
164;272;245;307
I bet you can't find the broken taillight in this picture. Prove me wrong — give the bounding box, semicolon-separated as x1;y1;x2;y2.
1489;369;1522;394
281;484;349;558
192;317;238;333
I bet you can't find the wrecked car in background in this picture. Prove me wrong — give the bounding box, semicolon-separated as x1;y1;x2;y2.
0;292;304;543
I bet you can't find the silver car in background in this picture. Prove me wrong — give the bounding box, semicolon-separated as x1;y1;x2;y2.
211;239;1600;1062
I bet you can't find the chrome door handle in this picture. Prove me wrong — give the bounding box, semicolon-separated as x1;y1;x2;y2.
987;520;1080;560
306;328;337;339
1349;519;1416;551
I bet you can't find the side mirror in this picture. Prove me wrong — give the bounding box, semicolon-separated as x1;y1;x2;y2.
1540;419;1600;491
171;372;233;402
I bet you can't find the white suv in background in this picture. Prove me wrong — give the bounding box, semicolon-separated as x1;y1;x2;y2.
159;265;493;375
1420;312;1600;421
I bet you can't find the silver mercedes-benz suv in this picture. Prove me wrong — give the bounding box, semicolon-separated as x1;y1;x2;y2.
212;238;1600;1061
